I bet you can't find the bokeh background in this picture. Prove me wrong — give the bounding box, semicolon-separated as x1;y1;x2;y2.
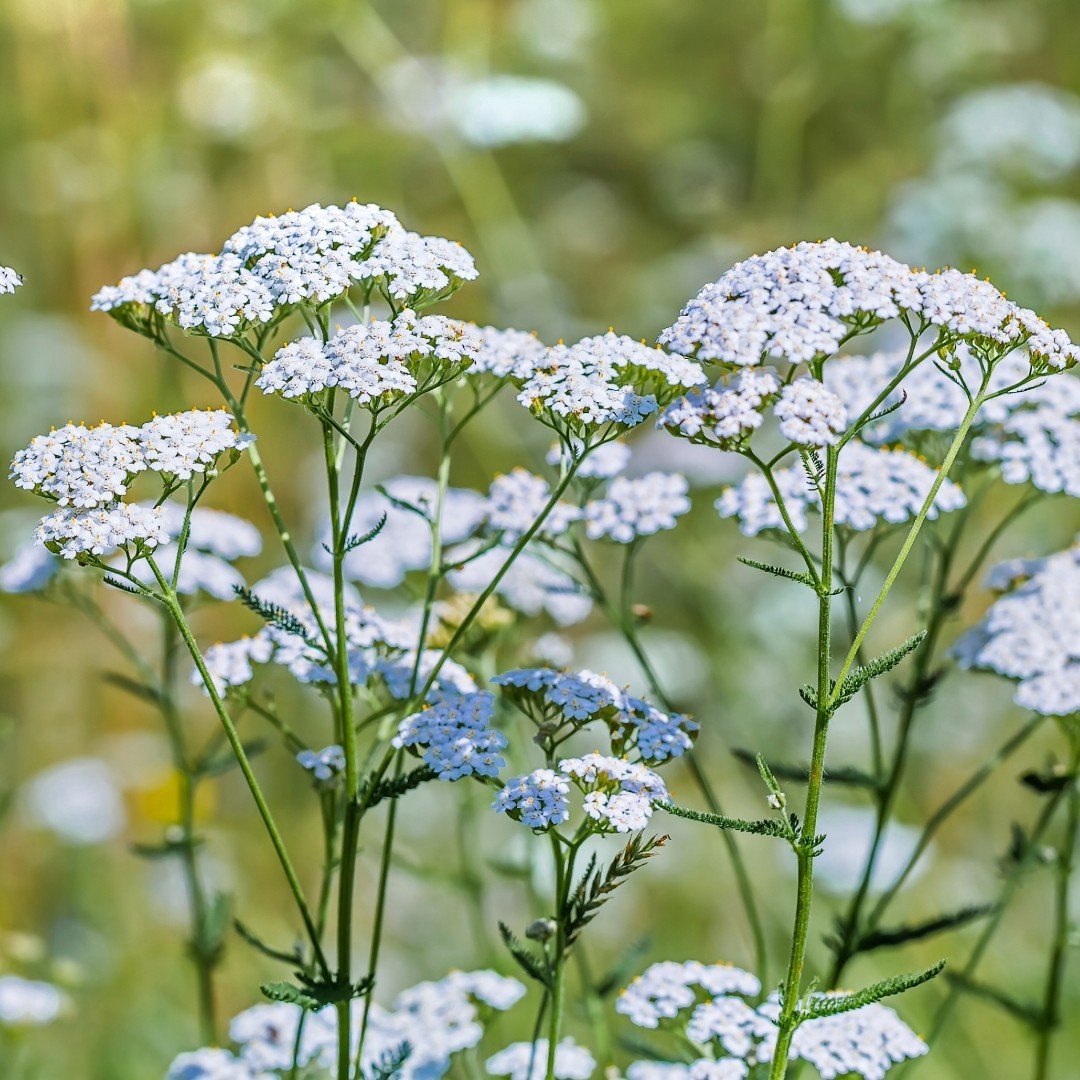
1;0;1079;1076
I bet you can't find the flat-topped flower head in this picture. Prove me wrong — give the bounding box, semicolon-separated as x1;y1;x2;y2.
547;437;631;478
127;544;244;599
716;443;966;536
971;373;1080;497
0;266;22;294
0;540;59;594
157;503;263;562
628;1061;748;1080
955;542;1080;716
616;960;761;1029
92;203;477;337
447;542;593;625
470;325;549;379
11;421;145;508
493;768;571;829
518;331;706;434
486;1038;596;1080
775;378;847;447
394;690;507;780
165;1047;265;1079
758;995;928;1079
613;697;698;763
256;310;482;406
296;744;346;785
659;241;923;367
37;503;168;560
485;468;582;539
220;200;397;306
553;752;669;833
355;223;478;305
583;472;690;543
659;239;1080;372
139;409;249;480
823;347;1035;445
494;666;626;724
659;370;780;449
317;474;485;590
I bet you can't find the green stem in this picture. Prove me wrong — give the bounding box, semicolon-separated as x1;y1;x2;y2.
160;610;218;1044
829;387;989;707
769;445;838;1080
1033;734;1080;1080
148;559;329;976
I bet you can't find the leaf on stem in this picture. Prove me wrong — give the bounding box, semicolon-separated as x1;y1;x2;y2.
796;960;945;1022
563;834;669;952
803;631;927;712
849;904;998;954
369;1042;413;1080
657;800;792;840
498;921;551;988
356;765;437;811
736;556;817;589
234;585;310;639
334;513;388;556
262;971;374;1010
234;919;305;967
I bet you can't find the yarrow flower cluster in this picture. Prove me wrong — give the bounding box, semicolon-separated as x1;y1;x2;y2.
774;379;848;447
518;332;706;431
166;969;524;1079
485;469;582;538
394;690;508;780
658;370;780;448
716;443;966;536
295;744;346;785
470;325;549;379
954;541;1080;716
972;373;1080;497
91;201;477;336
495;752;668;834
493;667;696;762
617;960;927;1079
255;311;482;406
0;265;23;294
486;1038;596;1080
10;410;251;561
583;472;691;543
660;239;1080;372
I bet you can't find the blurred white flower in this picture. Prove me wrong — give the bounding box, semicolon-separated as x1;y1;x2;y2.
810;805;927;895
20;757;126;846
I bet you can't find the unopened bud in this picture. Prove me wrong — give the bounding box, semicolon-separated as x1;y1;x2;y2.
631;604;653;624
525;918;558;942
767;792;786;811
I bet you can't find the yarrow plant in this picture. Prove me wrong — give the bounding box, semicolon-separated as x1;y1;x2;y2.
5;214;1080;1080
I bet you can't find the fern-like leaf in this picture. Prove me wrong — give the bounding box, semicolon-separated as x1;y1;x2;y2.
797;960;945;1021
854;904;997;954
357;766;436;811
234;585;309;638
498;922;550;987
658;801;791;840
564;834;668;951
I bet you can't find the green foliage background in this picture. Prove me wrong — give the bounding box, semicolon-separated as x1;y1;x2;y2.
0;1;1078;1076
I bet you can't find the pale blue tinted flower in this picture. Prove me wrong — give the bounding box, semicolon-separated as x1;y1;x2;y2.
486;1038;595;1080
394;691;507;780
584;472;690;543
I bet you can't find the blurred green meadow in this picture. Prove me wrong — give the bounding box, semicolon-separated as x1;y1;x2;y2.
1;0;1079;1076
